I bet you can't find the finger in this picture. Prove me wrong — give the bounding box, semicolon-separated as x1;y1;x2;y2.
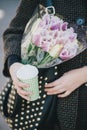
46;88;66;95
13;83;22;90
13;84;19;90
16;85;32;96
17;88;32;101
45;80;60;88
45;85;63;93
17;81;29;88
13;80;29;89
17;88;32;96
57;91;71;98
18;92;31;101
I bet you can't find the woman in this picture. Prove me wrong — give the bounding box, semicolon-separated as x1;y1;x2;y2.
2;0;87;130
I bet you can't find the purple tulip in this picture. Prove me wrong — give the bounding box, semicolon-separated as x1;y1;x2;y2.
32;34;41;47
50;23;61;30
41;41;51;52
60;42;78;60
62;22;68;30
59;49;70;60
69;33;77;42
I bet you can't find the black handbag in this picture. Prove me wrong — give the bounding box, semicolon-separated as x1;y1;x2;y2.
0;66;58;130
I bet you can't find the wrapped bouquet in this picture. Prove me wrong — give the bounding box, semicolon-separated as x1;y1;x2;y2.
21;7;86;68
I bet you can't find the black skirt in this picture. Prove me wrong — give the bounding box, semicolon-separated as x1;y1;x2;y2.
76;84;87;130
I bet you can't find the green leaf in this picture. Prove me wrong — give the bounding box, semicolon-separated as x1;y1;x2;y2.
28;43;32;53
36;48;45;63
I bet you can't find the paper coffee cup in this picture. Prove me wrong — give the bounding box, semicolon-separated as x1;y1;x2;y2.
16;64;39;101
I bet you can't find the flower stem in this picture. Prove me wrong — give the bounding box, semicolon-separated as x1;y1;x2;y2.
38;53;53;65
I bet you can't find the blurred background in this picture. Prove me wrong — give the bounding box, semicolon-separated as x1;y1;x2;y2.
0;0;19;129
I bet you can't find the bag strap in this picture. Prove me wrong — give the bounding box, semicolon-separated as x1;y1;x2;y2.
45;0;55;15
46;0;53;7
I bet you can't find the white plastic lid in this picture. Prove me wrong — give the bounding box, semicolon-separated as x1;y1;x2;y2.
16;65;39;80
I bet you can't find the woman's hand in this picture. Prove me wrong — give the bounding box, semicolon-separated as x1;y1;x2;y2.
45;66;87;98
9;62;32;101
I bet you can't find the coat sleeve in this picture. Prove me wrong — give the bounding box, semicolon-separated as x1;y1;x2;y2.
2;0;39;77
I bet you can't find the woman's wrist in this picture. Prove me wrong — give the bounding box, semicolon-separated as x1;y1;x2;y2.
79;66;87;84
68;66;87;85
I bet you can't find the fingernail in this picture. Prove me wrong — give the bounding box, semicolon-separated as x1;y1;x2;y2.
27;98;30;101
45;85;47;88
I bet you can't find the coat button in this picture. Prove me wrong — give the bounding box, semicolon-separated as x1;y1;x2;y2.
76;18;85;25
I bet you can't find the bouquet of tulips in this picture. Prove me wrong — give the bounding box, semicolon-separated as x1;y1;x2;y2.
21;11;86;68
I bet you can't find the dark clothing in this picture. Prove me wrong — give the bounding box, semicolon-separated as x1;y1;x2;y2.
3;0;87;76
2;0;87;130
